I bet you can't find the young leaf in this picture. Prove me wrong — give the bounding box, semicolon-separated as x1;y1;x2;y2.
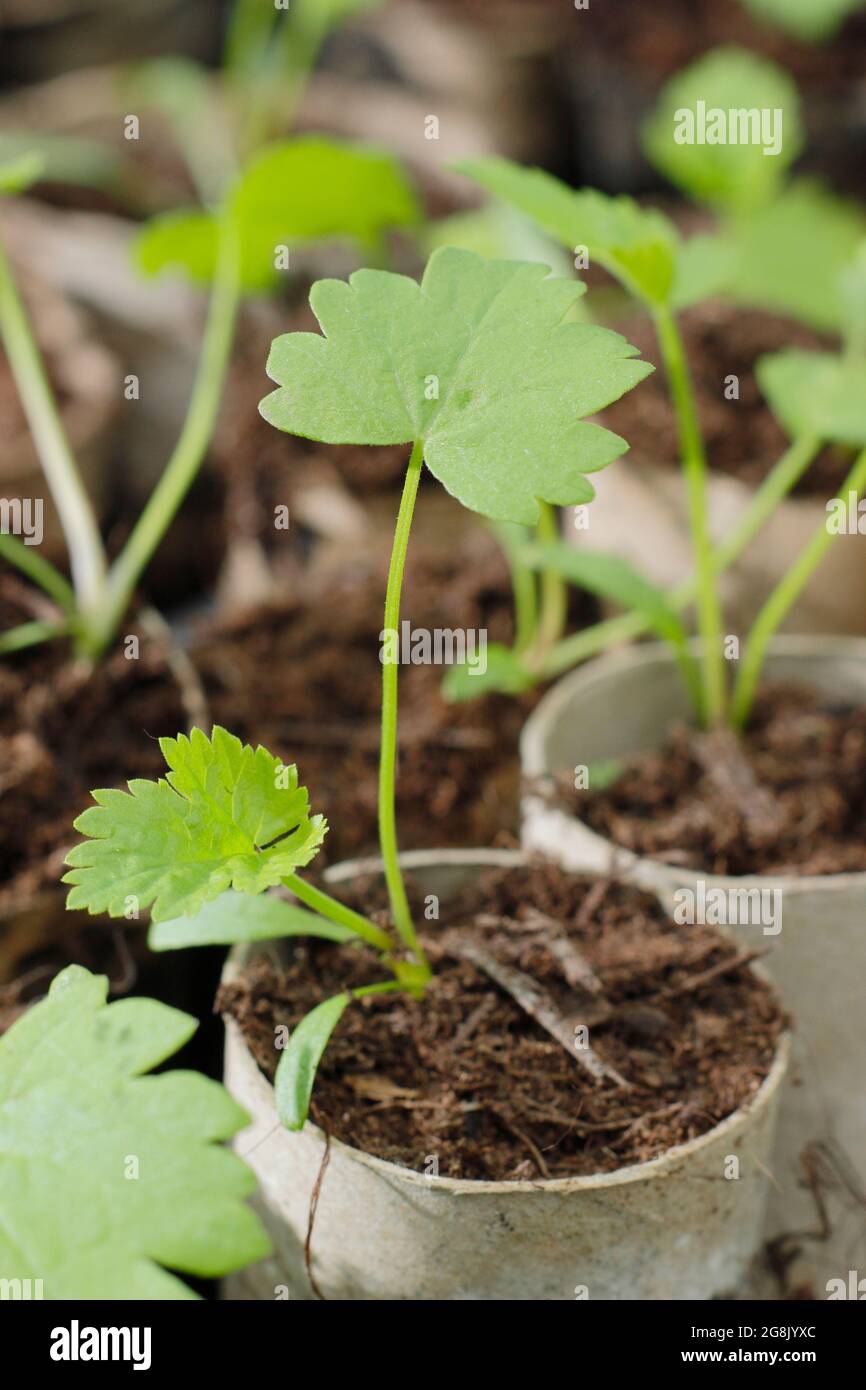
643;47;803;212
724;181;866;333
757;349;866;445
275;993;351;1130
148;890;357;951
0;964;268;1299
670;232;738;310
441;642;537;702
135;136;419;290
739;0;863;43
260;246;653;524
63;725;327;923
454;157;679;306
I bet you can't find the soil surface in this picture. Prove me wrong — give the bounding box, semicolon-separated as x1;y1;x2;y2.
568;685;866;877
194;531;582;866
219;861;785;1180
603;303;851;496
0;575;191;905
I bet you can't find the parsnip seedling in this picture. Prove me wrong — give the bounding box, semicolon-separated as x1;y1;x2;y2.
65;246;652;1127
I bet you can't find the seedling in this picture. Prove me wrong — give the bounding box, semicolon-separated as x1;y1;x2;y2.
642;47;866;335
0;135;417;660
454;153;866;728
64;245;652;1125
0;963;268;1298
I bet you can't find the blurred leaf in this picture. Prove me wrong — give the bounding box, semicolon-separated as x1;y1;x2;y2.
671;232;737;309
0;150;45;194
134;136;419;290
262;246;653;524
643;47;803;212
455;157;679;306
838;240;866;356
0;134;118;191
585;758;625;791
725;180;866;332
757;349;866;445
275;993;350;1130
441;642;536;701
0;964;268;1299
136;208;218;282
739;0;864;42
149;890;357;951
425;203;575;280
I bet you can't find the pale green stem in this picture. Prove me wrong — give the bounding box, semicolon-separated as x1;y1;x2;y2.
0;233;107;619
0;532;75;612
0;619;70;655
90;214;241;657
281;873;394;955
540;433;821;679
532;500;567;655
379;441;429;973
652;304;725;724
351;981;405;1001
730;444;866;729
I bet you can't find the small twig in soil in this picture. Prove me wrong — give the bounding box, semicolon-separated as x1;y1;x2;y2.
689;726;785;842
139;606;209;733
445;933;630;1089
653;947;767;1001
304;1126;332;1302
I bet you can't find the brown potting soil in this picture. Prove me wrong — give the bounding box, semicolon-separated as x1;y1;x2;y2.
194;531;577;866
0;575;190;904
570;684;866;877
602;303;851;497
219;860;785;1181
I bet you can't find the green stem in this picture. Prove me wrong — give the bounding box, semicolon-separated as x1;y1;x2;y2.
652;304;725;724
379;440;429;973
0;532;75;612
540;433;821;680
351;981;405;1001
92;213;241;657
730;444;866;729
282;873;394;955
532;501;567;655
0;618;70;655
0;233;107;618
492;522;537;654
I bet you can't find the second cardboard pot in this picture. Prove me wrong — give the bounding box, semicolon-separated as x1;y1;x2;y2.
521;636;866;1290
222;849;787;1301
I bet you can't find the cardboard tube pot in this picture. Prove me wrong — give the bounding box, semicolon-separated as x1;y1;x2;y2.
573;458;866;636
521;636;866;1290
222;848;788;1301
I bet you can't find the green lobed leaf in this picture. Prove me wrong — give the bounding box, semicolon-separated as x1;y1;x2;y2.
0;964;269;1299
643;47;803;212
454;157;679;306
725;180;866;332
134;136;419;290
739;0;863;43
274;993;351;1130
756;349;866;445
63;725;327;923
260;246;653;525
149;890;356;951
670;232;738;310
